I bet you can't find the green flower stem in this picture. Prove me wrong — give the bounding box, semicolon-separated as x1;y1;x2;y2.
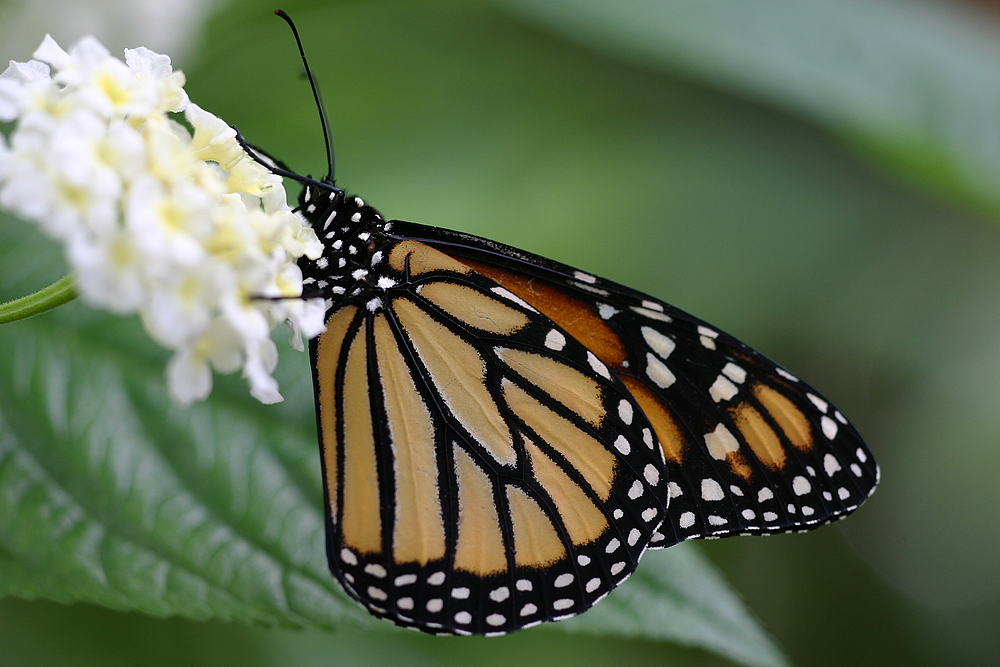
0;275;77;325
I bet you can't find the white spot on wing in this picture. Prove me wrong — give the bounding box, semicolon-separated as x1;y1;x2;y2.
792;476;811;496
364;563;387;578
641;326;676;359
679;512;695;528
704;423;739;460
598;303;619;320
618;399;633;424
544;329;566;351
709;375;739;402
573;271;597;284
722;363;746;383
824;453;842;476
701;478;724;501
643;464;659;485
807;393;829;413
587;351;611;379
776;368;799;382
643;428;654;450
632;306;672;322
821;416;838;439
646;353;675;388
491;287;538;312
573;281;608;296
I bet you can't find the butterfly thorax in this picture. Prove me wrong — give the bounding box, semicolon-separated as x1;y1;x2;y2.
298;184;396;310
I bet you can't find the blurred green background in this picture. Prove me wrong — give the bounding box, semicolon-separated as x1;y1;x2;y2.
2;0;1000;665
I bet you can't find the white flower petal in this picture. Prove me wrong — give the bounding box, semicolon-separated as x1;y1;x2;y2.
288;298;328;351
1;58;51;84
244;339;282;404
187;103;242;169
124;46;173;80
69;231;147;313
1;35;327;405
32;35;73;70
167;347;213;406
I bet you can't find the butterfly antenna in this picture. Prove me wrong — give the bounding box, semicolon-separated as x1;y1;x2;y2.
275;9;336;182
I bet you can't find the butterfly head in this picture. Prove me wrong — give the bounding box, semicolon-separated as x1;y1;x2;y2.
297;184;394;308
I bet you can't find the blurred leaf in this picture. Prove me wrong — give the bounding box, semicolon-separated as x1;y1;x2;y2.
0;212;785;665
495;0;1000;216
565;546;788;667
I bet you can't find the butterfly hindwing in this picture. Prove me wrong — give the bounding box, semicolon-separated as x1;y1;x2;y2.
387;221;880;549
309;232;669;635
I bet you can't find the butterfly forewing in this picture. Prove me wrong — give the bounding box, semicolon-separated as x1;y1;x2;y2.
306;206;668;635
387;221;880;549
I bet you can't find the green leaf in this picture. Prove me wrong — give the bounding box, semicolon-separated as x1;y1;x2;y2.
495;0;1000;216
565;546;789;667
0;215;784;665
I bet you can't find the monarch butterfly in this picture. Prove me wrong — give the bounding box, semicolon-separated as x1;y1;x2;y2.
260;11;878;637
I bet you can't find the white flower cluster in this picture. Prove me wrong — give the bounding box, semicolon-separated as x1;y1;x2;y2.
0;36;326;405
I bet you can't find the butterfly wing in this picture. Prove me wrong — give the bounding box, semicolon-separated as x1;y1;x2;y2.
387;221;880;549
310;239;669;635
